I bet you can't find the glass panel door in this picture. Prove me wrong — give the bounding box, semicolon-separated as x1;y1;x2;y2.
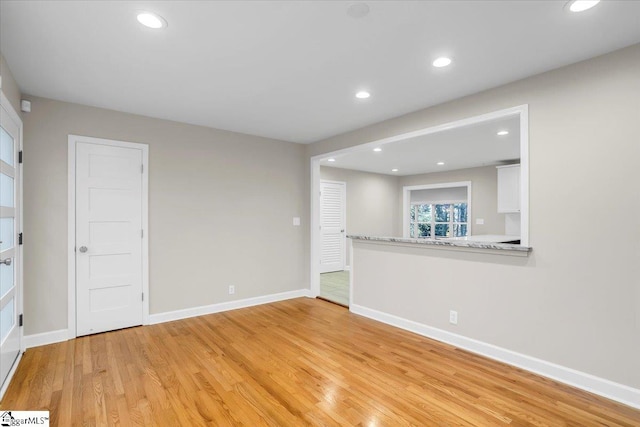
0;99;21;391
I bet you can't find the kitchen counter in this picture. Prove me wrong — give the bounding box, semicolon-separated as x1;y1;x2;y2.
347;234;531;256
449;234;520;243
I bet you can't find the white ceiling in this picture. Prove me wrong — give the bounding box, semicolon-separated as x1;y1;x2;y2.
1;1;639;144
321;115;520;176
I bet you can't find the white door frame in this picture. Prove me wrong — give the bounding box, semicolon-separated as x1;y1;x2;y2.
0;90;24;400
67;135;149;339
310;104;529;298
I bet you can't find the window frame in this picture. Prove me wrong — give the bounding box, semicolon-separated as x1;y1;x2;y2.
409;200;468;239
402;181;472;239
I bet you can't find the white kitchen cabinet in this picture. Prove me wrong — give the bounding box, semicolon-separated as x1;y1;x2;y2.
497;164;520;213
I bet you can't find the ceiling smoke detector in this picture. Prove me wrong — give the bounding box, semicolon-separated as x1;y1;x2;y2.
347;3;370;19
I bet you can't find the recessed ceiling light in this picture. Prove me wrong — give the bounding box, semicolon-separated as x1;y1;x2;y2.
355;91;371;99
437;162;445;166
391;168;399;172
137;12;167;29
497;130;509;136
373;148;382;152
432;57;452;68
327;158;336;162
566;0;600;12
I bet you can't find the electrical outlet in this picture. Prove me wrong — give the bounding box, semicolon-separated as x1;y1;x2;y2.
449;310;458;325
229;285;235;295
475;218;484;225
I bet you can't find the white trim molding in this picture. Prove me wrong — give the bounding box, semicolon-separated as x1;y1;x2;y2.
149;289;313;325
350;304;640;410
23;329;70;349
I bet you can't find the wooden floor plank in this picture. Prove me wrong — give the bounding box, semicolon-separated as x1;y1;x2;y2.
1;298;638;426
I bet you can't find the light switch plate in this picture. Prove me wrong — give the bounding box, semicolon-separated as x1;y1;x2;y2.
293;217;301;226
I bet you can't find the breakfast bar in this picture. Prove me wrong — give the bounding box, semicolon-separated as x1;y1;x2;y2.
348;234;532;256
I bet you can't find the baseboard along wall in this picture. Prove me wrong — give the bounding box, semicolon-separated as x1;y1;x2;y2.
147;289;312;324
22;289;313;348
20;289;639;410
350;303;640;410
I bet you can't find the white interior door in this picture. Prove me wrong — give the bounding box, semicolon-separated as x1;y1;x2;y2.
75;141;143;336
0;98;22;391
320;180;345;273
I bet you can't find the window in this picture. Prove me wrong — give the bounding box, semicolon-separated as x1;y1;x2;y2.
403;181;471;239
409;202;468;238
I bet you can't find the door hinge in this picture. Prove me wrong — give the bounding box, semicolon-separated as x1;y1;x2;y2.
18;151;23;164
142;293;144;302
141;229;144;238
141;164;144;173
19;314;23;327
18;232;23;245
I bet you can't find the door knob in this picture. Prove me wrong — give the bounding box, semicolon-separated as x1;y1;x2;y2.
0;258;11;266
79;246;88;253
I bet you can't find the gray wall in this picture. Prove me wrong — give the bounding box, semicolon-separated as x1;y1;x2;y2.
320;166;399;265
320;164;505;254
309;44;640;389
320;166;400;238
22;96;308;335
7;39;640;391
0;51;21;118
399;165;505;236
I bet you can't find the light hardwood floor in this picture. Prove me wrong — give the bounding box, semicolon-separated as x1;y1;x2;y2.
1;298;639;426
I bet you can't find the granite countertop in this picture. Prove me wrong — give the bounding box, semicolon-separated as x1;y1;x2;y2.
448;234;520;243
347;235;531;253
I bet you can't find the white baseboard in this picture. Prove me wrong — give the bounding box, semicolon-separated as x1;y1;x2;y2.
350;304;640;410
148;288;312;325
23;329;69;349
19;290;313;349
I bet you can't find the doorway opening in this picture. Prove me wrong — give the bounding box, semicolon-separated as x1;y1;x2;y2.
318;179;348;306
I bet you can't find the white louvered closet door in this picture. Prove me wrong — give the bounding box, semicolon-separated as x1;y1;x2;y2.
320;181;345;273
